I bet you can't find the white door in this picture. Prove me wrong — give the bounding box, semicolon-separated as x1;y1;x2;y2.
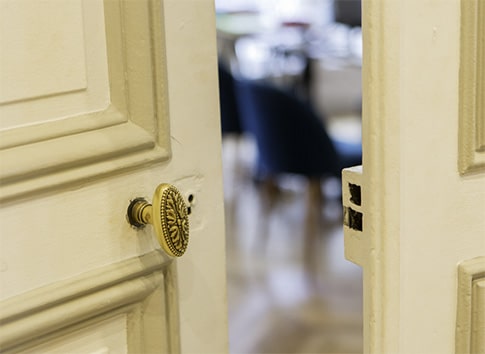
0;1;227;353
342;0;485;353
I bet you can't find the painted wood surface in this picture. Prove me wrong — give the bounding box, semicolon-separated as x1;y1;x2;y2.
0;0;227;353
357;0;485;352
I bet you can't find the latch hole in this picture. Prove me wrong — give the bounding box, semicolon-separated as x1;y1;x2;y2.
348;183;361;206
343;207;363;231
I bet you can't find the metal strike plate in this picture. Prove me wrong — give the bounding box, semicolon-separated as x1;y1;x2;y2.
127;184;189;257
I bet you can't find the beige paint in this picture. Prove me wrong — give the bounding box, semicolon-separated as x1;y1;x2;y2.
344;0;485;353
0;0;110;129
0;0;227;353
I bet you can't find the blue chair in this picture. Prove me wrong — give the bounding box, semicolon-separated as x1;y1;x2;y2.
233;78;361;181
233;78;361;240
233;78;362;244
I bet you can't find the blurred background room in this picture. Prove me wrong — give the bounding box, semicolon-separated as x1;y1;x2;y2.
216;0;363;352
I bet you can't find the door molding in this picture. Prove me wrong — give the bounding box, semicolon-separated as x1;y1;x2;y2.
458;0;485;174
455;256;485;354
0;250;179;353
0;0;171;204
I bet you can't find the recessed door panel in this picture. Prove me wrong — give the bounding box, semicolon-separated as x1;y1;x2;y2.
0;0;110;130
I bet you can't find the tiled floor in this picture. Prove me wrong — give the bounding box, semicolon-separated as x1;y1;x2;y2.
223;137;363;354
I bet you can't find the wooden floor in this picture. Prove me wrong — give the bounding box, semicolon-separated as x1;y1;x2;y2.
223;138;363;354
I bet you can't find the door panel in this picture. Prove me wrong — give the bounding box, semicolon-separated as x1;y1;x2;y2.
0;0;93;108
23;315;130;354
0;0;170;204
1;251;175;353
345;0;485;352
0;0;227;352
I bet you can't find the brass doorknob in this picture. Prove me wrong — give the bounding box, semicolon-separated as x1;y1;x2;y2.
127;184;189;257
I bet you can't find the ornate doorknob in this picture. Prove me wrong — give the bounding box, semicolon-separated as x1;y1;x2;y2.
127;184;189;257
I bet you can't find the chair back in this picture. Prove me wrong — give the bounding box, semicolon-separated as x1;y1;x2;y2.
234;79;340;178
218;63;242;134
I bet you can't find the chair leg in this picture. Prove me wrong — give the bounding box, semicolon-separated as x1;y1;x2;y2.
303;177;323;278
262;177;280;209
304;177;323;234
254;176;280;252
